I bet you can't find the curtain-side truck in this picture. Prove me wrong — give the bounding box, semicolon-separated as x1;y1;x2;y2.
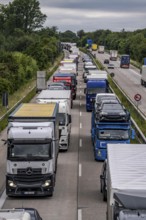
107;144;146;220
5;103;59;197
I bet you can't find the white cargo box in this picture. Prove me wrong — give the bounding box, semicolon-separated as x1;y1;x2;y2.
87;73;107;80
107;144;146;191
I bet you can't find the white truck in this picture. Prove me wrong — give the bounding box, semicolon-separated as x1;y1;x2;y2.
110;50;118;61
0;209;31;220
36;90;72;151
141;65;146;87
36;71;46;92
107;144;146;220
5;103;59;197
98;45;105;53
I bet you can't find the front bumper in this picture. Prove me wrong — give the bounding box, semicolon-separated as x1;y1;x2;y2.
6;173;55;197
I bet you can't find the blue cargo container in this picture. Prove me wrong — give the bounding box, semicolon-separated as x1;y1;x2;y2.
120;55;130;68
85;79;109;111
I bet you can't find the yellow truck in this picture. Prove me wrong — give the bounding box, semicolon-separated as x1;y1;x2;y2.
92;44;98;51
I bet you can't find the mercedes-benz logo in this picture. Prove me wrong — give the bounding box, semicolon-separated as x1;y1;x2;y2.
26;167;33;175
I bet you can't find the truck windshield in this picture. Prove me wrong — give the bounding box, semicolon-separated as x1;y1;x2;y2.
8;143;52;160
58;113;66;126
98;129;129;140
87;88;106;94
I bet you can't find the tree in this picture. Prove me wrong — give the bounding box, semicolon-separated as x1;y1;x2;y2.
0;0;47;34
77;30;85;39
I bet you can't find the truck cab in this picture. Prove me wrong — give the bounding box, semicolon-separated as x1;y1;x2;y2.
85;74;109;111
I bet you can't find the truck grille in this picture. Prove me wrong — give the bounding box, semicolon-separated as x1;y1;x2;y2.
14;174;44;183
17;168;42;175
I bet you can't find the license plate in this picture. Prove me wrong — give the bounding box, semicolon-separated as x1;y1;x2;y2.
24;191;34;195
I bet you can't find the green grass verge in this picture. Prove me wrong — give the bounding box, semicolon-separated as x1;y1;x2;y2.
108;76;146;143
0;53;63;132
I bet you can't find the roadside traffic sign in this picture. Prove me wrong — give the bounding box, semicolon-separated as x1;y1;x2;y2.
134;93;141;101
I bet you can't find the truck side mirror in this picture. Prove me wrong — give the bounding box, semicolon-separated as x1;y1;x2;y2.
1;139;7;145
100;174;104;180
131;129;135;140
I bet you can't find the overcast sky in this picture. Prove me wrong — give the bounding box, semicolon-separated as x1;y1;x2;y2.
1;0;146;32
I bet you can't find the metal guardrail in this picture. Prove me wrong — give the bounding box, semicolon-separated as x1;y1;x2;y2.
0;86;35;122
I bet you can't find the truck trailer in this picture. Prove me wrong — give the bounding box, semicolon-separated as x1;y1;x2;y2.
120;55;130;68
36;71;46;93
141;65;146;87
98;45;105;53
110;50;118;61
6;103;59;197
92;44;98;51
107;144;146;220
36;90;72;151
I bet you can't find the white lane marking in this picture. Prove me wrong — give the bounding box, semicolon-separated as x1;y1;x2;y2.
79;139;82;147
80;96;82;99
78;209;82;220
80;123;82;129
79;164;82;177
80;103;82;106
80;111;82;117
0;190;6;209
80;90;81;93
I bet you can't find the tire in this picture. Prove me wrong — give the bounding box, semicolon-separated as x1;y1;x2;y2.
103;189;107;201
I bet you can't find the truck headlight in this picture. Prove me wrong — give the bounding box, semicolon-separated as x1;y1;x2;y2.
42;180;51;187
97;150;101;156
8;180;17;188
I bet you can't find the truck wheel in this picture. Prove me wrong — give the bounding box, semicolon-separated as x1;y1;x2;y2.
103;189;107;201
71;101;73;109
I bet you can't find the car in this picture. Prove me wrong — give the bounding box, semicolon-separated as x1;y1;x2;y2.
96;103;130;122
100;159;107;201
16;208;43;220
104;59;109;64
48;86;64;90
107;63;114;69
48;82;70;90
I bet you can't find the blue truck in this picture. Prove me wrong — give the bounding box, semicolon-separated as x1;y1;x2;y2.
84;74;109;111
91;101;135;161
120;54;130;68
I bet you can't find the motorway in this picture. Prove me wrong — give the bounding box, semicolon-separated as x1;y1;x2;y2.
93;51;146;117
0;55;106;220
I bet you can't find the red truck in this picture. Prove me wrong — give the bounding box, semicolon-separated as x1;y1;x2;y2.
53;73;77;99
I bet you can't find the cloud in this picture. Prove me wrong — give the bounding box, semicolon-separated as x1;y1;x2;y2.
1;0;146;32
41;5;146;32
